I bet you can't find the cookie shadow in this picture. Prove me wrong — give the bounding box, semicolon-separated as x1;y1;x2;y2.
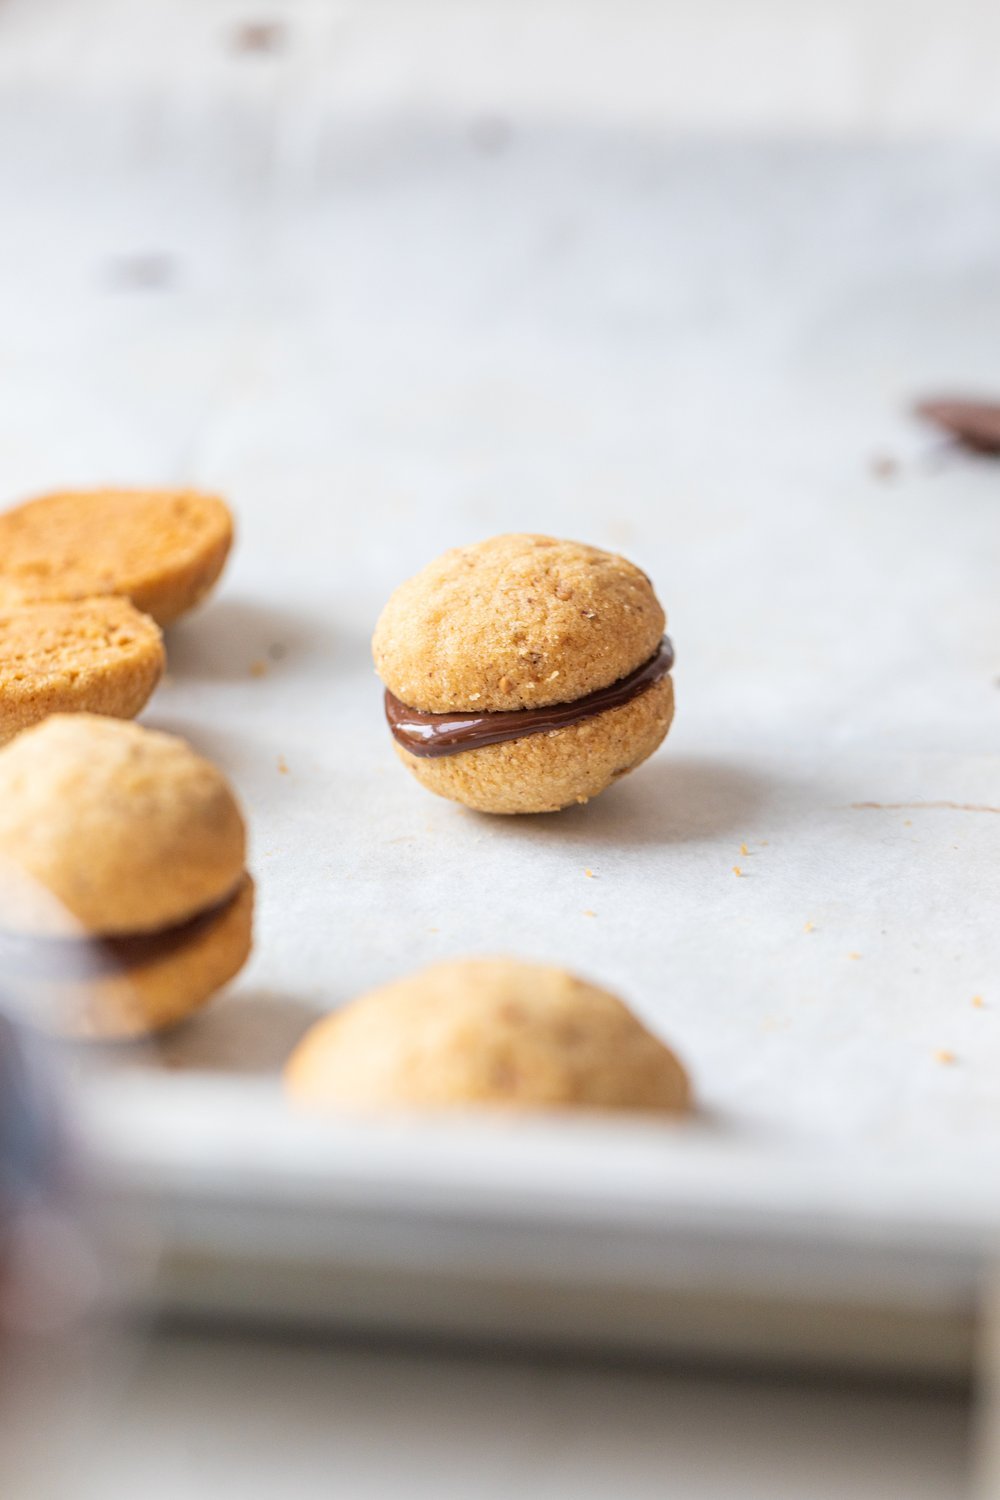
148;987;323;1075
490;754;779;849
163;596;332;682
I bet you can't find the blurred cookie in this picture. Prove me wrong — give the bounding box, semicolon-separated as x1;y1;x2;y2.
915;396;1000;455
0;597;164;745
0;715;253;1038
285;957;691;1115
0;487;234;625
373;534;675;814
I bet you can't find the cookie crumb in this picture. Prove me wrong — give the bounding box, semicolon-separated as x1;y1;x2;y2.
972;995;985;1009
583;909;596;918
732;866;743;877
870;453;899;481
934;1048;957;1065
250;660;268;678
803;921;815;933
739;842;748;856
848;952;861;960
231;20;285;53
584;868;595;879
277;755;290;775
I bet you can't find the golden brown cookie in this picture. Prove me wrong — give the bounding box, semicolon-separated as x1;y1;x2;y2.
0;487;234;625
373;534;674;813
0;597;165;745
15;876;255;1040
0;715;253;1038
285;958;691;1115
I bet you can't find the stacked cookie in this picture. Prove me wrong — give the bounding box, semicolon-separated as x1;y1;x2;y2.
373;534;674;814
0;716;253;1039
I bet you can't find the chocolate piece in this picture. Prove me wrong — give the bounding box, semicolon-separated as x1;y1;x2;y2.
915;397;1000;454
0;881;246;983
386;637;674;759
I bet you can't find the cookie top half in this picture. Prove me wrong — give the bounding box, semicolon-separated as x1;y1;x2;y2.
0;715;246;936
285;957;691;1114
0;597;165;744
373;534;665;712
0;488;234;625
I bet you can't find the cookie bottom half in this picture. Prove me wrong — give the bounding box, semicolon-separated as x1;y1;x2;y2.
395;673;674;815
22;874;254;1039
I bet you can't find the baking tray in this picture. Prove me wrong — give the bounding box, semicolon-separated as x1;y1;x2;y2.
4;15;1000;1372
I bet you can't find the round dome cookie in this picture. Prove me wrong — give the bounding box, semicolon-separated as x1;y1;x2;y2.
0;715;253;1038
285;958;691;1115
0;597;165;745
0;487;234;625
373;534;675;814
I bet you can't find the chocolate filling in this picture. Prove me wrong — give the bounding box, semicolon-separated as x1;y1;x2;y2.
0;881;245;983
385;636;674;759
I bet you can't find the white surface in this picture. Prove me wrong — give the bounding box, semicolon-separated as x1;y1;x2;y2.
4;0;1000;1374
65;1331;969;1500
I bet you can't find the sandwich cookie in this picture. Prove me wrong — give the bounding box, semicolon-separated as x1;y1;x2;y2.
0;487;234;625
0;715;253;1038
0;597;165;745
373;534;675;814
285;957;691;1115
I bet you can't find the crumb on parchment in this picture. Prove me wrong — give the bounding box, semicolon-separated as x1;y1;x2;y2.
803;921;815;933
583;909;596;918
732;866;743;877
848;952;861;960
934;1049;957;1065
740;842;749;856
584;868;596;878
277;755;289;775
250;660;268;678
973;996;985;1009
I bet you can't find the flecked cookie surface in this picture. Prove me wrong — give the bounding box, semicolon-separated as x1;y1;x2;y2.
397;672;674;814
374;534;665;713
285;957;691;1114
0;487;234;625
0;597;165;745
0;714;246;935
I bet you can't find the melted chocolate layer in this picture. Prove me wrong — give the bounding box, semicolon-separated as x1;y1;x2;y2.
0;881;245;982
386;637;674;759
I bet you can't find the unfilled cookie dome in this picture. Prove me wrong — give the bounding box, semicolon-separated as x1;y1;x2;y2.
0;597;164;744
285;957;691;1114
0;487;234;625
0;715;246;935
373;534;666;713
